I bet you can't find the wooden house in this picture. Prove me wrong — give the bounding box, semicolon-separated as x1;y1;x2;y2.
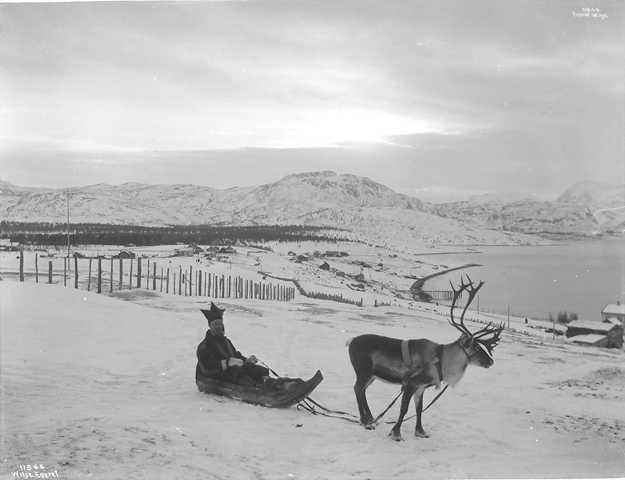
566;320;623;348
570;334;611;348
601;303;625;325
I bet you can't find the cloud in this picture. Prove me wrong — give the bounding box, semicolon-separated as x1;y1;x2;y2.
0;0;622;196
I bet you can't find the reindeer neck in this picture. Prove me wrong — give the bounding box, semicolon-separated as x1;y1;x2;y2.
440;339;471;387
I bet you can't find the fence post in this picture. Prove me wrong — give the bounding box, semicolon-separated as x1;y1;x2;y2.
110;258;114;293
184;273;187;296
19;247;24;282
97;257;102;293
173;272;176;295
35;253;39;283
146;260;150;289
189;266;192;296
63;257;67;286
87;258;92;291
153;262;157;291
74;256;78;288
48;260;53;284
166;268;170;294
119;258;123;290
129;259;133;289
178;266;182;296
160;267;163;292
198;270;202;296
137;258;142;288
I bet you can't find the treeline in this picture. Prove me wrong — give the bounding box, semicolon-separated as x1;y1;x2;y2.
0;221;349;246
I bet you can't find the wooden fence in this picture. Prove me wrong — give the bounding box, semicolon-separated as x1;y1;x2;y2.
9;249;295;302
423;290;456;301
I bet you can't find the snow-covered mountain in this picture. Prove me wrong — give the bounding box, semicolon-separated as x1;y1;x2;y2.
557;181;625;231
429;181;625;236
429;199;600;236
0;171;540;246
557;181;625;209
1;171;621;244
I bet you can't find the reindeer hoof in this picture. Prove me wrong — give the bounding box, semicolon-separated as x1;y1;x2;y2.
414;429;429;438
389;431;402;442
363;422;376;430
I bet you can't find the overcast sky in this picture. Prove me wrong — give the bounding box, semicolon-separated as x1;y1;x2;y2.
0;0;623;201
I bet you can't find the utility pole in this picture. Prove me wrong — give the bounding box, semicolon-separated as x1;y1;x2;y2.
507;304;510;329
66;189;71;262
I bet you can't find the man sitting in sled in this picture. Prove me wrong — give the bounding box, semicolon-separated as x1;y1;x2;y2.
196;302;303;390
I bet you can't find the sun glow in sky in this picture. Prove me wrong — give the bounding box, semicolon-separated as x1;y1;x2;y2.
0;0;623;200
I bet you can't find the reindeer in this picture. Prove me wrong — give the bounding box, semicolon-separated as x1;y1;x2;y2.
348;275;502;441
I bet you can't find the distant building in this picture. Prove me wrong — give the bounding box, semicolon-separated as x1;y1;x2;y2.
601;302;625;324
570;334;612;348
113;250;136;259
324;250;349;257
566;320;623;349
218;246;236;255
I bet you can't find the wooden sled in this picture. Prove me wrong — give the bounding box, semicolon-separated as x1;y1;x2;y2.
197;370;323;408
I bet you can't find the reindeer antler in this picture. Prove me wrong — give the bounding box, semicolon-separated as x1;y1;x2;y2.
473;321;504;339
448;274;485;337
448;278;470;336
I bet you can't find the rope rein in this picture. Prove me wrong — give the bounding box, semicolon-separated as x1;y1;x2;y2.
260;360;450;426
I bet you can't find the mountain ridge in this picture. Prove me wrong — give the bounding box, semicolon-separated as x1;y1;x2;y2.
1;173;623;245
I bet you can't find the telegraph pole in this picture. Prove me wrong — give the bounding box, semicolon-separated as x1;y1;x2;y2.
66;189;71;261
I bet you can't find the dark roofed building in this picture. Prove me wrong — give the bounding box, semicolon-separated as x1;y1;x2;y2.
566;320;623;348
113;250;136;259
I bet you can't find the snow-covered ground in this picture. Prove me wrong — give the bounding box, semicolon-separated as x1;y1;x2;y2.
2;280;625;479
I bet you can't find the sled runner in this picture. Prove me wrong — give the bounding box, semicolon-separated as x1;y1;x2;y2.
197;370;323;408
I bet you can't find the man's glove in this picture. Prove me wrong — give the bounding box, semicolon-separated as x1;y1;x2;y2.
245;355;258;365
227;358;244;368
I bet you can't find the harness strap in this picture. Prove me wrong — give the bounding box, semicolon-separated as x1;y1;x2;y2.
403;340;445;385
401;339;412;367
435;344;444;382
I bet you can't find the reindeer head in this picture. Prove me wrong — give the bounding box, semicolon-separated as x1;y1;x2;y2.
448;275;503;368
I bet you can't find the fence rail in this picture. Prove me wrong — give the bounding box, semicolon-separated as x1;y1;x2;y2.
423;290;456;301
6;248;295;302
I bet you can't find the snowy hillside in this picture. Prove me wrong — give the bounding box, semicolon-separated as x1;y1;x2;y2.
429;199;600;237
558;181;625;209
558;181;625;231
3;282;625;479
0;172;540;246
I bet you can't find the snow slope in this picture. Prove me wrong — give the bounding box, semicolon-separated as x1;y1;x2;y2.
2;282;625;479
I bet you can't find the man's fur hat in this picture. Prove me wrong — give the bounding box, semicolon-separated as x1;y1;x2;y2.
200;302;225;323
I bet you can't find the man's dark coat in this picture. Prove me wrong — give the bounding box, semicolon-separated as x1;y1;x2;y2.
196;331;246;380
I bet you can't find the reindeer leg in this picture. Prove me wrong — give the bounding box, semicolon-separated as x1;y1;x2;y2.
414;388;429;438
354;376;375;429
389;384;416;441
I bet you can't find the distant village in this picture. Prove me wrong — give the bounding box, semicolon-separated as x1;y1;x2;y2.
2;237;623;349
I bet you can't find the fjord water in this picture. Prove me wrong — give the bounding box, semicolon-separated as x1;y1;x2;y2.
426;238;625;321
